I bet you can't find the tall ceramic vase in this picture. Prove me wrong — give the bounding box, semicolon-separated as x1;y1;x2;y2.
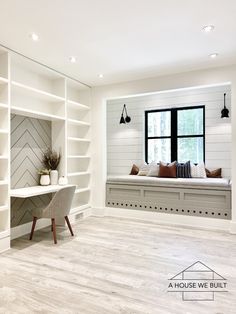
50;170;58;185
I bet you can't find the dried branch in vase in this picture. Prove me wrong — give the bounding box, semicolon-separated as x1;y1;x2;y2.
42;148;61;170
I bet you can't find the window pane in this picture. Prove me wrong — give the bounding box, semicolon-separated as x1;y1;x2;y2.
178;137;204;163
148;138;171;163
148;111;171;137
178;108;203;136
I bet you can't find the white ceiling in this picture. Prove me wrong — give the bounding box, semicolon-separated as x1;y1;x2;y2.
0;0;236;86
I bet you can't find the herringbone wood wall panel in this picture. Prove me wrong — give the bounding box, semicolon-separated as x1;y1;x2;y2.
11;114;52;227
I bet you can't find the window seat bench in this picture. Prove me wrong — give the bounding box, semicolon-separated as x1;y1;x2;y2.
106;175;231;220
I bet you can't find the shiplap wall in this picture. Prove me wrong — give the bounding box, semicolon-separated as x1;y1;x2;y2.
107;85;231;178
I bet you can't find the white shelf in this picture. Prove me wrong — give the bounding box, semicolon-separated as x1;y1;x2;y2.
0;156;8;160
0;77;8;84
10;184;75;198
67;99;89;110
67;172;90;177
12;81;65;103
0;103;8;109
67;155;90;159
0;180;8;186
0;129;8;134
67;119;90;127
67;137;90;143
75;187;90;194
0;205;8;212
11;106;66;122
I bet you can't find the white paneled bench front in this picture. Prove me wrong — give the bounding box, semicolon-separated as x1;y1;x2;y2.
106;176;231;219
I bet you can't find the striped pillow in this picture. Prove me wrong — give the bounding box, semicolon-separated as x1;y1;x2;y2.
176;161;191;178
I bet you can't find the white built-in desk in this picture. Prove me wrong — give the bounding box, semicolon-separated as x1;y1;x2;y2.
10;185;73;198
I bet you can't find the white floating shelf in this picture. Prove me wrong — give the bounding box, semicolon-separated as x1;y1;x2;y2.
67;99;89;110
0;77;8;84
67;155;90;159
0;180;8;186
67;119;90;127
0;129;8;134
11;106;66;122
67;172;90;177
0;103;8;109
75;187;90;194
0;205;8;212
67;137;90;143
12;81;65;103
0;156;8;160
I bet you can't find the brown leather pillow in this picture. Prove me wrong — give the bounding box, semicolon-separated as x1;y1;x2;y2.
129;164;139;175
205;168;222;178
159;161;177;178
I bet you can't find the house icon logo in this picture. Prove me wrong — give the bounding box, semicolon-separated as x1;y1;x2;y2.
168;261;228;301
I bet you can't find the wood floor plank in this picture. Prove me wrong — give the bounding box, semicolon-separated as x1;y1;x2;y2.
0;216;236;313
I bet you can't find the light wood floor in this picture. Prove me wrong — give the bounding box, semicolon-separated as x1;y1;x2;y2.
0;216;236;314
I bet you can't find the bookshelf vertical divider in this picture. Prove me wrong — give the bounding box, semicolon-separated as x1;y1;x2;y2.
0;50;10;252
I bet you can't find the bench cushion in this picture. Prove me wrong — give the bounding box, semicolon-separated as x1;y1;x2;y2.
107;175;231;190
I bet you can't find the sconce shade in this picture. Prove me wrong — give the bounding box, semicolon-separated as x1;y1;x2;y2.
221;93;229;119
221;107;229;119
125;115;131;123
120;114;126;124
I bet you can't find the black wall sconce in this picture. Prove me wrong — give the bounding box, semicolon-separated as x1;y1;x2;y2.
120;104;131;124
221;93;229;118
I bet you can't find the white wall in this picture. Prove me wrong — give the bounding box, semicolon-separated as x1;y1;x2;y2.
91;64;236;232
107;85;231;178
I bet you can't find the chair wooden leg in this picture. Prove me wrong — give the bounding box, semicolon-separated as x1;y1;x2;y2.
65;216;74;236
51;220;53;232
29;217;37;240
52;218;57;244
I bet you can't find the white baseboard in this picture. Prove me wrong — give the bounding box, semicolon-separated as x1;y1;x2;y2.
69;206;92;223
11;218;51;240
91;207;106;217
0;236;10;253
230;221;236;234
91;207;231;232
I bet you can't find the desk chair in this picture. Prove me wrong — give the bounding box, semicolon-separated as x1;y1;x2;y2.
29;186;76;244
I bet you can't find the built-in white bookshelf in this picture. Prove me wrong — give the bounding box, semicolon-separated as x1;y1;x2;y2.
0;47;91;252
66;79;91;212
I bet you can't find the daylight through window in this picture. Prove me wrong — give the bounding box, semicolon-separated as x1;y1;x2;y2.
145;106;205;163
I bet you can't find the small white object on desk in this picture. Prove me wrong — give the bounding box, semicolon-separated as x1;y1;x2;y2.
10;185;74;198
58;176;68;185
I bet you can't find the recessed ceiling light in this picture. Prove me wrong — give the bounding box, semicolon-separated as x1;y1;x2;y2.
29;32;39;41
69;56;77;63
98;74;104;78
209;53;218;59
202;25;215;32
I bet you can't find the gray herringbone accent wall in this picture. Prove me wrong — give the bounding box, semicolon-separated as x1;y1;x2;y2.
11;114;52;227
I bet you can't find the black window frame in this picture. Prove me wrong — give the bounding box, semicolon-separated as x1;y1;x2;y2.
145;105;205;163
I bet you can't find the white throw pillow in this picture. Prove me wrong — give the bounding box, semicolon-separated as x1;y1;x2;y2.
191;162;206;178
147;162;159;177
137;162;149;176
